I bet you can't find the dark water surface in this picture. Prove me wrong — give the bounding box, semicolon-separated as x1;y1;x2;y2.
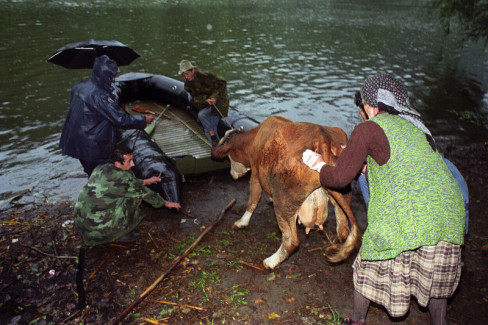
1;0;487;206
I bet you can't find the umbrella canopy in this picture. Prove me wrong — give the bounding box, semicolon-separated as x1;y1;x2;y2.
47;39;140;69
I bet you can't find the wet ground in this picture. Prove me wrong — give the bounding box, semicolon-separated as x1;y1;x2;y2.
0;141;487;324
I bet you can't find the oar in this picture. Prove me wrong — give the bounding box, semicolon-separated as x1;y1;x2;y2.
212;104;232;129
144;104;170;134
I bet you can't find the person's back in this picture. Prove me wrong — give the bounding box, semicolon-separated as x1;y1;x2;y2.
59;55;147;175
74;157;165;246
364;113;465;260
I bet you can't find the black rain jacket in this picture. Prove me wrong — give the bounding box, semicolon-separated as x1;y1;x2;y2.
59;55;145;161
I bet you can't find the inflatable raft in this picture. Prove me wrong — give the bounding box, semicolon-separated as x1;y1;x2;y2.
113;72;259;203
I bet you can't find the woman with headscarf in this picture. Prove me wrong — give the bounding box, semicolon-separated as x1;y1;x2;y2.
302;73;465;325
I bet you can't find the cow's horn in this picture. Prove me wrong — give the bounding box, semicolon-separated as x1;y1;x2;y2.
218;128;239;146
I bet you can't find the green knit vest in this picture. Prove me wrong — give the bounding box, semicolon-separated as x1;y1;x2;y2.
362;114;464;261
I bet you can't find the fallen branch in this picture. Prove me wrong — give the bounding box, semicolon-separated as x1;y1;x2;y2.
307;247;323;253
108;243;127;249
165;232;180;243
62;308;84;323
111;198;236;325
239;260;264;271
20;243;77;259
148;231;159;249
88;253;109;280
52;240;64;270
143;317;169;324
146;299;205;311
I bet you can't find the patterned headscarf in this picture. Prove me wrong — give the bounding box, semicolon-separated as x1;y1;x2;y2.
360;73;436;150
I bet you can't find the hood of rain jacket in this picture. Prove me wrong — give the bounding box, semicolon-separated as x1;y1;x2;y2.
59;55;146;161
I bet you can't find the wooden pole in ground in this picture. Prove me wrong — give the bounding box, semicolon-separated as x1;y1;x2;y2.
111;198;236;325
76;246;86;310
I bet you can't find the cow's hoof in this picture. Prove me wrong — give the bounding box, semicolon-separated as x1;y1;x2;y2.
263;257;276;270
232;223;246;229
263;244;289;269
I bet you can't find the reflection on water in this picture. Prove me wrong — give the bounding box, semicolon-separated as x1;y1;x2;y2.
1;0;487;203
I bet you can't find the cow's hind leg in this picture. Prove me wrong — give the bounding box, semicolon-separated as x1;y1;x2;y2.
263;212;299;269
233;174;262;228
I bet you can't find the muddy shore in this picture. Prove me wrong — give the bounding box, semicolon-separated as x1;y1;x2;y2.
0;141;487;324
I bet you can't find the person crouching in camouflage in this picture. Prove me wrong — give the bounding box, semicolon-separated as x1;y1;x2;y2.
74;147;181;246
179;59;229;148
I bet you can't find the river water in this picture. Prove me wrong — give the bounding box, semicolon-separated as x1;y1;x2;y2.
1;0;487;207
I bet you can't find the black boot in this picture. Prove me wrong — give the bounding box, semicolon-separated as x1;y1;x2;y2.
211;135;219;148
116;231;140;242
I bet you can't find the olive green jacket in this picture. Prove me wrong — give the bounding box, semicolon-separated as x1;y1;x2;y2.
184;70;229;116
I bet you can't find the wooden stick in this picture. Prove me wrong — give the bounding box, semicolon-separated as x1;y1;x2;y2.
146;299;205;311
142;317;170;324
88;253;109;280
20;243;77;259
148;232;159;249
62;308;83;323
165;232;180;243
111;198;236;325
108;243;128;248
239;260;264;271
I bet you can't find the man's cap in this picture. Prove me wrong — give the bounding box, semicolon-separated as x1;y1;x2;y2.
178;59;195;75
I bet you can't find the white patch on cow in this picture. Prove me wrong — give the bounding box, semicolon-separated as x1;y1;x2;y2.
229;157;250;180
263;244;289;269
234;210;252;228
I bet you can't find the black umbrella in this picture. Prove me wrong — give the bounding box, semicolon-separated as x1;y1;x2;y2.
47;39;140;69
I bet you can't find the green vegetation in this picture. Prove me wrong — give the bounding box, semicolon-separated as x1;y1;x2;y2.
430;0;488;42
190;269;221;303
227;285;249;309
447;109;486;126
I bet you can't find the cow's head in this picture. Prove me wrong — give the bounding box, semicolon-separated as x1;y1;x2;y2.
211;128;252;180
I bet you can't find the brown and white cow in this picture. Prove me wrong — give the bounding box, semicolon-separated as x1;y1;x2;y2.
211;116;361;269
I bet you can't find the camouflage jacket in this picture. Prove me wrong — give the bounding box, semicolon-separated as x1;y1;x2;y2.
184;70;229;117
74;163;165;246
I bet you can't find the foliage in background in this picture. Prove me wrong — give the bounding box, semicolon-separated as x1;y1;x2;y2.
430;0;488;42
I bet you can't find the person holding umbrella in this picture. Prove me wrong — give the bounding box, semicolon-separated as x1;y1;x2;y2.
178;59;229;148
59;54;154;176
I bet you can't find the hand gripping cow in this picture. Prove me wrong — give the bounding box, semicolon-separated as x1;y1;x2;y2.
211;116;361;269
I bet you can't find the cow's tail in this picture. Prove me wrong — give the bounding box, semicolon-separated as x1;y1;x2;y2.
324;223;361;263
323;193;362;263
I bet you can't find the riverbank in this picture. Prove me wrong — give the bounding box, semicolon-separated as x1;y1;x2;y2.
0;141;487;324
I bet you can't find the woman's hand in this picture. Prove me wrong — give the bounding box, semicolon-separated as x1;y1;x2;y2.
302;149;326;172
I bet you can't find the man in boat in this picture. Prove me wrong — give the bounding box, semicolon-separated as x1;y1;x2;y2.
74;147;181;246
178;59;229;148
59;55;155;176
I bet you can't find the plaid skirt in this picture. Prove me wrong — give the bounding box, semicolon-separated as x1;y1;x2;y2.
353;241;462;317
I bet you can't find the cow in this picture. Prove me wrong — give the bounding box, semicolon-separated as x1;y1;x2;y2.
211;116;361;269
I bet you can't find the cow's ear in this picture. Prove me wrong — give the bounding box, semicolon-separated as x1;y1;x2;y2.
211;145;230;158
